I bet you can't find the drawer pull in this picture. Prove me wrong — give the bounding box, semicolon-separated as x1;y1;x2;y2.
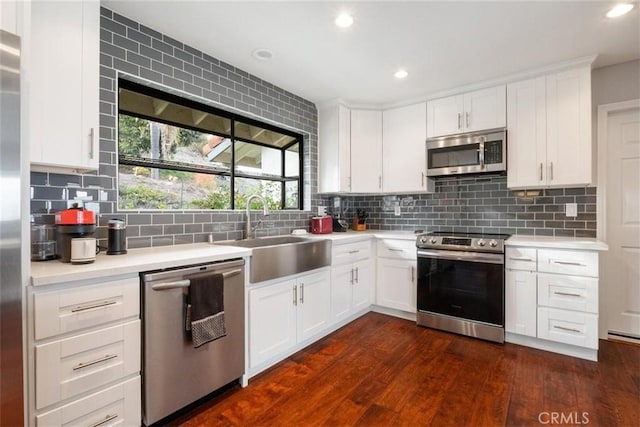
87;413;118;427
508;256;534;262
71;300;117;313
553;325;581;334
553;291;582;297
388;248;404;252
72;354;118;371
551;260;585;267
348;250;360;254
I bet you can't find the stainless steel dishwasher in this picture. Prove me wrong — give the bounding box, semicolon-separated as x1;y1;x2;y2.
141;259;245;426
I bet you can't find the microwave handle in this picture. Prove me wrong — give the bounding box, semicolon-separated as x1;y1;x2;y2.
479;137;486;169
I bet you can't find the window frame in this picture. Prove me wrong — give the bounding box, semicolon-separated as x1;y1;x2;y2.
116;79;304;210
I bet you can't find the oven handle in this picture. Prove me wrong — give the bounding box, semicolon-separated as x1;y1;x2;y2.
417;249;504;265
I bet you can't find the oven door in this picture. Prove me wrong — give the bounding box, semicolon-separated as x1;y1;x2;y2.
417;249;504;326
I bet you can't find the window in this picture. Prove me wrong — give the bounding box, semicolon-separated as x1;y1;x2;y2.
117;80;303;210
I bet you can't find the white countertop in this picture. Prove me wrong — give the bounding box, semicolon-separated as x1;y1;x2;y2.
303;230;418;242
505;235;608;251
31;243;252;286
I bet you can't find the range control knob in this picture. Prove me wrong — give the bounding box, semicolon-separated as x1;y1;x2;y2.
477;239;486;247
429;237;438;244
419;236;428;245
489;240;498;247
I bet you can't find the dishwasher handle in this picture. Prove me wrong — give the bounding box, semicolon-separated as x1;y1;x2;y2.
151;269;242;290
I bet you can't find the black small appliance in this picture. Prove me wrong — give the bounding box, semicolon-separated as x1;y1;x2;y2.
107;219;127;255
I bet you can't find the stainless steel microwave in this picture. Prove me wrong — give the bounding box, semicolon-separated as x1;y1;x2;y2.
426;128;507;177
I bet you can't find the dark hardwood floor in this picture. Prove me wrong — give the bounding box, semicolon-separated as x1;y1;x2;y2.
169;313;640;427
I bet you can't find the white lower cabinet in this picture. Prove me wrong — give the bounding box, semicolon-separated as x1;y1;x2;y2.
505;269;537;337
331;259;372;323
505;244;602;360
249;269;330;369
36;376;140;427
376;239;417;313
29;275;141;425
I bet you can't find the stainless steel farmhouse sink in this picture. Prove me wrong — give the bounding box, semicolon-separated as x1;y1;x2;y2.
215;236;331;283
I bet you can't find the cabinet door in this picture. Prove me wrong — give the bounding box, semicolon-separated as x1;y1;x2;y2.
383;102;430;193
537;307;598;349
505;269;537;337
297;270;331;342
319;104;351;193
464;85;506;132
352;259;372;312
507;77;547;188
546;67;592;187
1;0;17;33
249;279;296;368
376;258;416;313
331;264;354;323
350;109;383;193
427;94;464;137
29;0;99;171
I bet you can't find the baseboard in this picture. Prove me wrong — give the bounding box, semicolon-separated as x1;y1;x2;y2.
607;332;640;346
506;332;598;361
370;305;416;322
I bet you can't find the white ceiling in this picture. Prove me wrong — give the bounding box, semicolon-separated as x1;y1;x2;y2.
102;0;640;108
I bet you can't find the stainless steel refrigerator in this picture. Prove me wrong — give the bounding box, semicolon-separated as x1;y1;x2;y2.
0;29;24;426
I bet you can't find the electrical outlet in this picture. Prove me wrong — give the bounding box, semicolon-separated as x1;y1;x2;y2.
317;205;327;216
566;203;578;217
394;204;401;216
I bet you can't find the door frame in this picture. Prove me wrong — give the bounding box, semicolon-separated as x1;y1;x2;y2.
596;98;640;340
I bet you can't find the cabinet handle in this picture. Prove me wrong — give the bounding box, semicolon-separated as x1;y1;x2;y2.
551;260;586;267
348;250;360;254
293;285;297;306
89;127;95;160
87;414;118;427
457;113;461;130
465;111;470;128
553;291;582;298
348;176;351;190
388;248;404;252
379;176;382;189
410;266;415;282
421;172;425;187
553;325;581;334
350;268;354;285
355;267;359;283
550;162;554;181
539;163;543;181
508;256;534;262
72;354;118;371
300;283;304;304
71;300;117;313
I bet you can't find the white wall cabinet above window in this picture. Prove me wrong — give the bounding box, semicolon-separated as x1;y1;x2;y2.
426;85;506;138
28;0;99;173
507;67;592;189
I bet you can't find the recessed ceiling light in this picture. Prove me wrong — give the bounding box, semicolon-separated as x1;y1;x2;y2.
606;3;634;18
252;48;273;61
335;13;354;28
394;69;408;79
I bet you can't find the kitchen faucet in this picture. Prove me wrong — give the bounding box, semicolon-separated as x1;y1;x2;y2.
245;194;270;239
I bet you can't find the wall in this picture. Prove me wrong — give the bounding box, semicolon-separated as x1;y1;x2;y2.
30;7;319;248
325;175;597;238
592;59;640;107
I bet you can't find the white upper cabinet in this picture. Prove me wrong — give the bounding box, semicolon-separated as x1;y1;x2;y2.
319;103;351;193
350;109;383;193
1;0;18;33
507;66;592;189
29;0;99;172
427;85;506;137
383;102;433;193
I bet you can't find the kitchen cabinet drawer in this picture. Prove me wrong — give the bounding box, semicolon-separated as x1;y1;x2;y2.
538;273;598;313
505;247;537;271
377;239;416;260
36;376;140;426
538;249;598;277
537;307;598;349
36;320;140;409
332;240;371;265
34;277;140;340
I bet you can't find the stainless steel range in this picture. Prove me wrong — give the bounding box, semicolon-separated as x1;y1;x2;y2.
415;231;509;343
